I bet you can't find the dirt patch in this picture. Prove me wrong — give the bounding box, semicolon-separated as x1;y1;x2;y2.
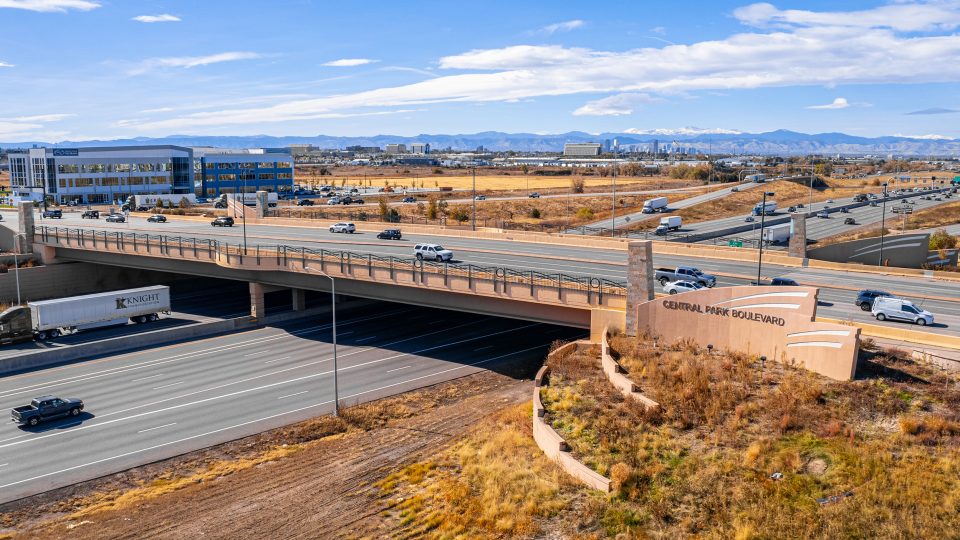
2;370;538;539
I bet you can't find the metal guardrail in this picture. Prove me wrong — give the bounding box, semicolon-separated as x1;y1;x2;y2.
36;226;627;302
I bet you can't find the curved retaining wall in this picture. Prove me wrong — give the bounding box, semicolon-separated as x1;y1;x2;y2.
600;330;660;410
533;344;612;493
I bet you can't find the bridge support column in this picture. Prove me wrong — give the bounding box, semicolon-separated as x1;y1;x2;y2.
256;190;268;219
18;202;35;253
788;213;807;259
625;240;654;336
250;282;266;320
292;288;306;311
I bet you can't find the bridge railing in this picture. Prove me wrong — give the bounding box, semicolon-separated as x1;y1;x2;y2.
36;226;627;303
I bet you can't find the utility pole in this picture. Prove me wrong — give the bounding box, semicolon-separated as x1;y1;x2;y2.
756;191;775;285
611;158;617;237
878;183;888;267
471;166;477;231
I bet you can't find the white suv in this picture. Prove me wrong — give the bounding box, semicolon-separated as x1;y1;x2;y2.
414;243;453;262
329;222;356;234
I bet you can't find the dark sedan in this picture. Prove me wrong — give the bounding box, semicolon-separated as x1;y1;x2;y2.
377;229;402;240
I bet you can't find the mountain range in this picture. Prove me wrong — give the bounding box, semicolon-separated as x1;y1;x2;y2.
3;129;959;156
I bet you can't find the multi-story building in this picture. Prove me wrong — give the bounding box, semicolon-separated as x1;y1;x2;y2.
7;145;294;204
410;142;430;154
385;143;407;154
563;143;602;157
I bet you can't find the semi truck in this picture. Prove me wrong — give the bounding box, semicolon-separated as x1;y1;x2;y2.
655;215;682;235
752;200;777;216
0;286;171;343
212;192;279;208
745;173;766;183
762;223;791;244
123;194;197;211
642;197;668;214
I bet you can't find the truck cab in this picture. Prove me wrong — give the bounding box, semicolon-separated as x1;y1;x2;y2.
0;306;34;344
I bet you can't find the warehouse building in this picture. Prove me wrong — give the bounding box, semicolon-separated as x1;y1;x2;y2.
563;143;602;156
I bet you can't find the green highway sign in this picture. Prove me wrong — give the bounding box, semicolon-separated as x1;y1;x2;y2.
728;240;744;248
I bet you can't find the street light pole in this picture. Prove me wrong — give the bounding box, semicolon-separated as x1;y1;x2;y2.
756;191;775;285
13;233;24;305
611;158;617;237
241;167;249;254
878;183;888;267
471;166;476;231
304;264;339;416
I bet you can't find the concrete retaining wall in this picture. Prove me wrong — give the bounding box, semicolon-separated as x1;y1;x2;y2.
600;330;659;410
0;262;191;304
532;344;612;493
821;316;960;350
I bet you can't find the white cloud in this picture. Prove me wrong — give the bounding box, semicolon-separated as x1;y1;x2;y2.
573;93;656;116
0;0;99;12
539;19;585;34
734;1;960;32
322;58;377;67
0;61;13;68
129;52;262;75
132;14;180;23
650;26;666;35
130;2;960;131
807;97;849;109
0;113;73;140
9;113;74;122
141;107;175;113
381;66;439;78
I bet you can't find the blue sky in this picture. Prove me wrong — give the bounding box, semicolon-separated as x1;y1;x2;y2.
1;0;960;142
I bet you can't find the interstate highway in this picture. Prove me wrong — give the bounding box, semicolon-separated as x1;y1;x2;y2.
0;304;583;503
8;211;960;336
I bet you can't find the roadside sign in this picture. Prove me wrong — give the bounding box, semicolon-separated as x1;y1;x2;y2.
728;240;743;248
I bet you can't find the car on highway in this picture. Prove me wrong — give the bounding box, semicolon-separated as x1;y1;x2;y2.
796;203;805;209
770;277;799;286
840;207;849;213
788;206;796;212
655;266;717;288
339;196;354;205
663;280;702;295
377;228;402;240
402;196;416;203
872;297;934;326
329;222;356;234
105;213;126;223
352;198;365;205
147;214;167;223
414;243;453;262
827;199;834;203
855;289;891;311
297;199;314;206
475;195;486;201
817;211;829;218
12;395;84;427
196;197;208;204
744;215;755;222
42;209;63;219
327;197;341;205
844;217;856;225
869;201;878;207
212;216;234;227
349;188;359;194
731;187;739;192
81;210;100;219
529;192;541;198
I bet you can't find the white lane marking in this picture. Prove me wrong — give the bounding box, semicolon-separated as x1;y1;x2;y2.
0;322;539;451
0;342;554;493
138;423;176;434
131;374;164;382
0;309;413;400
474;346;493;351
243;352;261;357
277;391;308;400
152;381;184;390
338;331;355;336
264;356;290;364
0;463;7;467
386;365;411;373
354;336;377;342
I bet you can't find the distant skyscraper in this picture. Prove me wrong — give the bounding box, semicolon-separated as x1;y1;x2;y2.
652;140;659;155
603;139;612;152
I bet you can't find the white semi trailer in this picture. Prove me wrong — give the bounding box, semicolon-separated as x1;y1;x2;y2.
642;197;668;214
0;286;171;342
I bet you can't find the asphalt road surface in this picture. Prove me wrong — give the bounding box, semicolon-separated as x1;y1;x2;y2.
5;211;959;335
0;304;583;503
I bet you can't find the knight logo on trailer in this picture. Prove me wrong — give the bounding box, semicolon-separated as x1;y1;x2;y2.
115;292;163;311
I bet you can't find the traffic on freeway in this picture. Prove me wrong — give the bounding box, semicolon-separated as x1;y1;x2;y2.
0;304;583;503
10;211;960;337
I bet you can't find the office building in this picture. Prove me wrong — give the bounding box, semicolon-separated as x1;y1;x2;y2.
563;143;602;157
8;145;294;204
386;143;407;154
410;142;430;154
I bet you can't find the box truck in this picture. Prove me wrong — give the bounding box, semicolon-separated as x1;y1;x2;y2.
642;197;668;214
752;201;777;216
655;215;682;234
762;223;791;244
0;286;171;343
745;173;766;183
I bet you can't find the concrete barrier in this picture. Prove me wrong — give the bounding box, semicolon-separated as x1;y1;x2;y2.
532;344;612;493
600;330;659;410
820;317;960;350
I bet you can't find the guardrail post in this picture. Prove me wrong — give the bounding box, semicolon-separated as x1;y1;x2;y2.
179;237;183;257
389;257;394;279
133;233;138;252
444;261;448;286
468;266;473;289
301;246;306;268
91;229;96;249
557;275;562;300
368;254;373;277
320;249;326;272
256;245;260;265
530;270;535;296
193;238;197;258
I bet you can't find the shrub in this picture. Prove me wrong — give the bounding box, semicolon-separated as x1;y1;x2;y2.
432;168;444;174
929;229;957;250
571;178;586;193
576;207;594;220
427;197;438;220
529;207;542;219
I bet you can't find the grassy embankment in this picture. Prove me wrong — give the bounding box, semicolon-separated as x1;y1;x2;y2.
380;339;960;538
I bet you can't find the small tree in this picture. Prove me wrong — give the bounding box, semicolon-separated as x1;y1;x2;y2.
930;229;958;250
387;208;401;223
427;196;438;220
179;197;190;209
378;196;389;221
520;164;529;174
155;198;164;211
576;207;594;220
433;168;444;174
452;206;470;224
529;207;541;219
571;177;585;194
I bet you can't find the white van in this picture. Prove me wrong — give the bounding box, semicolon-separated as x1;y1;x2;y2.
872;297;934;326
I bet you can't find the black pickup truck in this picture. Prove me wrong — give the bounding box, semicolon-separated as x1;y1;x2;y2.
11;395;84;426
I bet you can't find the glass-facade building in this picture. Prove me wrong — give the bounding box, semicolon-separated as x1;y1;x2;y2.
8;145;295;204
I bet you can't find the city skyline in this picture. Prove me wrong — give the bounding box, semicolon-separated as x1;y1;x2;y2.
1;1;960;141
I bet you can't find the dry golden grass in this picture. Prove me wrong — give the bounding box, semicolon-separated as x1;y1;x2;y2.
297;170;681;192
381;339;960;539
